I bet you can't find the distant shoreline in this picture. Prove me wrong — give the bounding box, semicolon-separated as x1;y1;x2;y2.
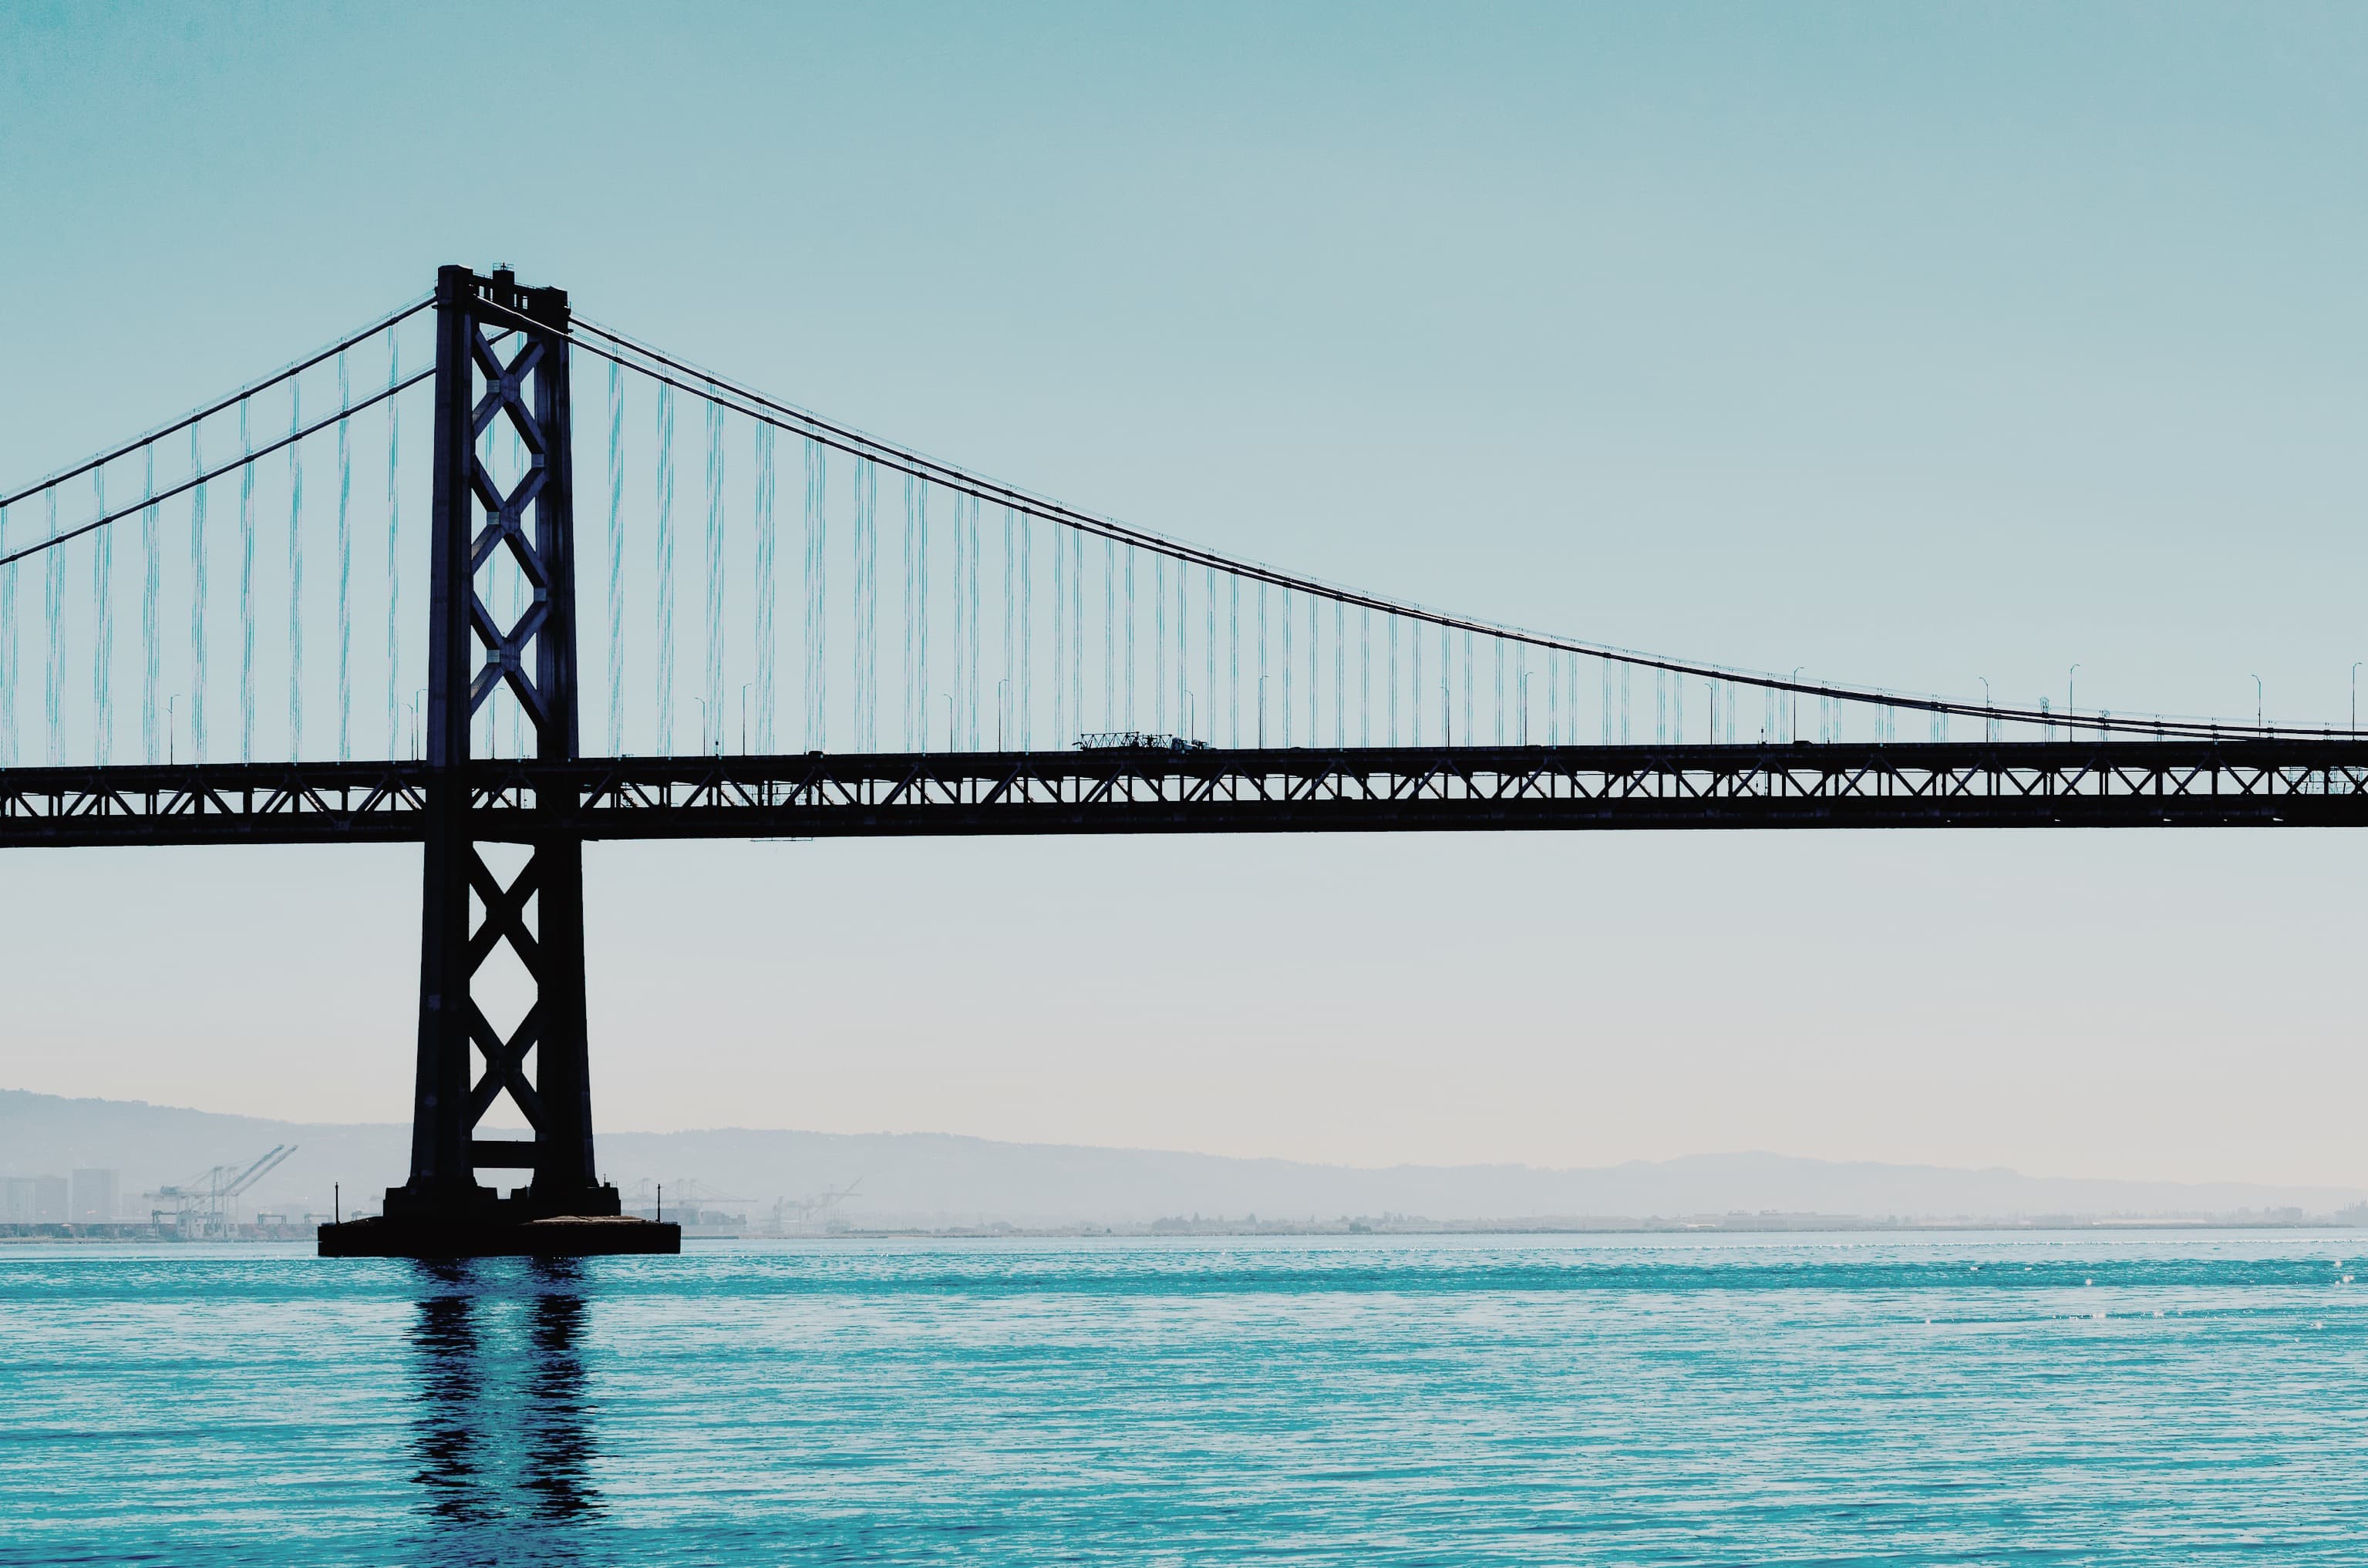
10;1216;2367;1245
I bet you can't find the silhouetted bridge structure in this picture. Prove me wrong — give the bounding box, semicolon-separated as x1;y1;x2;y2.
7;742;2368;846
3;267;2356;1252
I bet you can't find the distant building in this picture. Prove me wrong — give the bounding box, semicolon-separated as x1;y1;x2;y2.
2;1179;68;1231
6;1176;72;1224
71;1169;119;1224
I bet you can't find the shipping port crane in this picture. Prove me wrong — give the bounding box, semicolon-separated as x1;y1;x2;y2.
770;1180;864;1234
146;1146;297;1239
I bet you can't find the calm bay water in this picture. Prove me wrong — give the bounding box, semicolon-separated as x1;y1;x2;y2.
4;1231;2366;1564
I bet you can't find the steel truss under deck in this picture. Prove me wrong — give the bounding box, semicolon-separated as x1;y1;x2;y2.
8;739;2368;846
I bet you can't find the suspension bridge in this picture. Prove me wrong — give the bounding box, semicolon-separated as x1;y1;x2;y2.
3;266;2357;1253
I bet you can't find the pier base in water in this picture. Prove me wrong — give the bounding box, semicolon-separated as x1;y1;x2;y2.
318;1213;679;1258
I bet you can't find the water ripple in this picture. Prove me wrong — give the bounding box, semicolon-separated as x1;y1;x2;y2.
4;1232;2366;1564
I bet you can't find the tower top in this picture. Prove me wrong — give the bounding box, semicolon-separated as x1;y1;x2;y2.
436;263;568;330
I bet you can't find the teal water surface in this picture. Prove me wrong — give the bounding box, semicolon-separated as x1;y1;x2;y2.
5;1232;2367;1564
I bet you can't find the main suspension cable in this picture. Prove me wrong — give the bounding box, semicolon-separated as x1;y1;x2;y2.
0;294;433;513
552;310;2297;741
0;369;432;570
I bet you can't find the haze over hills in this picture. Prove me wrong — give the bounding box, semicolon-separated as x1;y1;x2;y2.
3;1089;2362;1228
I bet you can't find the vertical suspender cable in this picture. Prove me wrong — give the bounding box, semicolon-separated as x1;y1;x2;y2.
903;476;918;748
952;493;968;746
853;458;877;751
704;395;727;752
952;496;966;746
603;360;625;755
1174;559;1193;743
44;490;62;763
1358;605;1370;747
1494;638;1507;745
0;502;12;766
141;446;160;762
1388;616;1400;746
1019;509;1033;748
1050;513;1065;749
1227;571;1238;746
1333;600;1345;747
1122;542;1136;733
1256;580;1268;745
966;496;981;746
865;460;883;746
1446;628;1456;745
382;340;400;761
1154;555;1168;734
1463;630;1474;748
333;354;352;760
238;403;255;762
696;400;724;758
861;471;877;751
753;425;780;753
654;383;677;753
286;385;303;762
967;497;980;749
93;472;113;765
1203;565;1217;745
1548;649;1559;748
1410;613;1423;746
847;453;863;749
1013;506;1022;748
192;423;210;763
1305;594;1317;747
904;478;923;748
1102;537;1115;731
1511;641;1525;747
803;438;827;749
1279;586;1292;746
1069;531;1081;740
1184;561;1203;748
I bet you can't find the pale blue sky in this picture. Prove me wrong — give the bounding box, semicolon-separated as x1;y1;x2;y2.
4;3;2365;1185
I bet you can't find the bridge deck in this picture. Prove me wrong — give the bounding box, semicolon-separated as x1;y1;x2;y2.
5;741;2367;848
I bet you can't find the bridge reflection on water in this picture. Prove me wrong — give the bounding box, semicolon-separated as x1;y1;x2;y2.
408;1260;602;1540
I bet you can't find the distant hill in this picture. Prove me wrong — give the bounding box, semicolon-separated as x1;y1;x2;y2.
4;1089;2362;1227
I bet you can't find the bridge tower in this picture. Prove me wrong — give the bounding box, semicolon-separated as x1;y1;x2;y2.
325;266;671;1256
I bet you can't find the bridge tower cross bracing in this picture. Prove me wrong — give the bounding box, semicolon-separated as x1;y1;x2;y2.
381;265;615;1230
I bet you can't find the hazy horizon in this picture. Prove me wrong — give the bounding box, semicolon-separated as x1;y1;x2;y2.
9;1087;2366;1230
10;1084;2366;1204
